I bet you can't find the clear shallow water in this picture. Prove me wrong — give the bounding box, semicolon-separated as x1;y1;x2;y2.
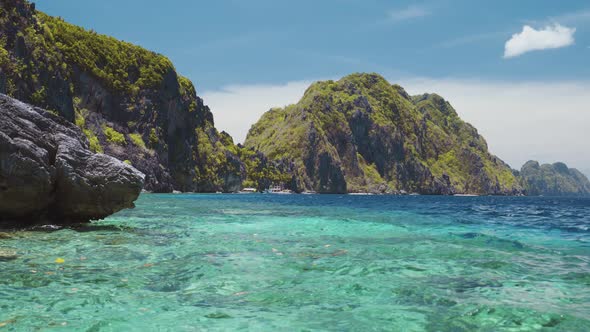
1;194;589;331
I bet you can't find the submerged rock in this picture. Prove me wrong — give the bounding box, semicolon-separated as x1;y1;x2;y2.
0;248;18;261
0;94;144;226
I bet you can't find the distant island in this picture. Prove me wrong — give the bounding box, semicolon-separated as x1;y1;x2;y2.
1;0;589;222
518;161;590;196
245;74;521;195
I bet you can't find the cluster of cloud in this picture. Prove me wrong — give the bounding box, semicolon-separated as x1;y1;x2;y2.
203;78;590;173
388;5;431;22
388;5;581;57
504;24;576;58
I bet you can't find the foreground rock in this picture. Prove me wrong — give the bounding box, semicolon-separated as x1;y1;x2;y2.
519;161;590;196
0;94;144;226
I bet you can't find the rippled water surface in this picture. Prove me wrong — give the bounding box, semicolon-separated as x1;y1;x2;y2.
1;194;589;331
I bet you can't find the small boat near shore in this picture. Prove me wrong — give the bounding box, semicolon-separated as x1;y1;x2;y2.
264;185;293;194
238;188;258;194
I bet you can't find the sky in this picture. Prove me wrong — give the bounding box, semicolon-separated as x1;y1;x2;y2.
36;0;590;175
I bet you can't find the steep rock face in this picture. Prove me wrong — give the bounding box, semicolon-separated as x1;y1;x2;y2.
0;0;244;192
0;94;144;225
519;161;590;196
245;73;522;195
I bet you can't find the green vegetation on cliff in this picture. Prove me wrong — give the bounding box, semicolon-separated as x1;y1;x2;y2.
0;1;527;195
0;1;71;115
519;161;590;196
246;73;522;195
0;0;266;193
40;13;173;94
102;125;126;145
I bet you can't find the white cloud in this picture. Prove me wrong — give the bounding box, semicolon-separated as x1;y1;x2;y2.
388;5;431;22
400;78;590;171
202;81;313;143
504;24;576;58
203;78;590;172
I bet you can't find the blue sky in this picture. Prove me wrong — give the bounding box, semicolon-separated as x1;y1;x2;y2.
37;0;589;90
36;1;590;173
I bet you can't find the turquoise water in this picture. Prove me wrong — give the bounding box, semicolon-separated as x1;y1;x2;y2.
1;194;589;331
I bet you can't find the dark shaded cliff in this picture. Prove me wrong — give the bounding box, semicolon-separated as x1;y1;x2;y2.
245;74;523;195
519;161;590;196
0;0;247;192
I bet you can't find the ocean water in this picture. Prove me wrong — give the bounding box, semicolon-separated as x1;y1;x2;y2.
1;194;589;331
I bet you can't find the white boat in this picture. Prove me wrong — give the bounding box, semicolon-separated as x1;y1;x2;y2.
264;185;293;194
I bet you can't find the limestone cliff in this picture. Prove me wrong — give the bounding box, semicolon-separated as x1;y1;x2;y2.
245;73;523;195
519;161;590;196
0;0;244;192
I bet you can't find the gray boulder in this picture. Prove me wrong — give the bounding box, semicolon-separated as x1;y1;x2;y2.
0;94;144;226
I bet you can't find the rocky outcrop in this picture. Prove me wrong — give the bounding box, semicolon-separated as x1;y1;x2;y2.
0;94;144;226
0;0;246;193
519;161;590;196
245;73;523;195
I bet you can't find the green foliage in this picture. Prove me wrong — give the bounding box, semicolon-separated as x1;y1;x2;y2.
178;75;198;111
0;45;9;66
74;109;87;128
123;160;132;165
245;106;310;161
129;133;146;149
46;108;59;116
149;128;159;146
234;145;291;190
30;87;46;104
83;128;103;153
102;125;126;145
38;12;174;94
193;128;228;186
429;150;467;190
0;5;69;109
358;153;384;184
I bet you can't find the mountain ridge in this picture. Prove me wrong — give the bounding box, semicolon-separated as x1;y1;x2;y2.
3;1;576;196
0;0;293;192
245;73;523;195
519;160;590;196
